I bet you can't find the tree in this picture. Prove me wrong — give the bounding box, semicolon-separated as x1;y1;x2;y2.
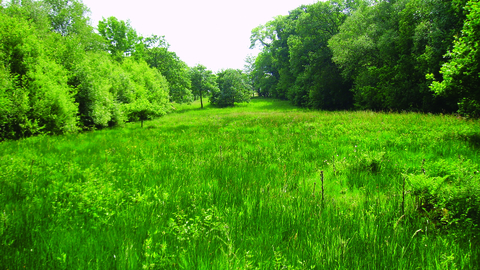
430;0;480;117
329;0;463;112
189;65;218;109
250;14;295;100
211;69;252;107
143;35;193;104
98;16;139;60
122;58;170;126
329;0;400;110
0;11;78;139
73;52;126;128
251;50;277;97
287;0;353;109
43;0;91;36
243;54;256;96
73;52;170;128
0;0;175;139
250;0;355;109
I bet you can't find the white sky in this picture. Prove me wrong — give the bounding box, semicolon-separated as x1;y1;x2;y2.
82;0;319;72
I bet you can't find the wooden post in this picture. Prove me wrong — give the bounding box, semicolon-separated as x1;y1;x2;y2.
422;159;425;175
321;171;324;202
402;176;405;215
29;159;35;177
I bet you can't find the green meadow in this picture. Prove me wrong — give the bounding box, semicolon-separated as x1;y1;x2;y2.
1;98;479;269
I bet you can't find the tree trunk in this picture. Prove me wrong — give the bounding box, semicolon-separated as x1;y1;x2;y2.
200;90;204;109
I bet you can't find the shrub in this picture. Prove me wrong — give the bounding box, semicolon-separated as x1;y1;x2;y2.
211;69;252;107
73;52;124;128
0;13;78;139
121;58;170;125
406;158;480;231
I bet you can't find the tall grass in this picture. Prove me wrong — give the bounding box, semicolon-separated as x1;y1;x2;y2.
1;98;479;269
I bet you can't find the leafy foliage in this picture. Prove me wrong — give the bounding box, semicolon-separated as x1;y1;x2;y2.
431;0;480;117
329;0;464;111
73;53;169;128
0;0;182;140
249;0;477;115
407;158;480;231
288;1;353;109
97;16;140;60
43;0;91;37
122;58;170;126
73;52;123;128
211;69;252;107
250;0;355;109
143;35;193;104
0;11;78;139
189;64;218;109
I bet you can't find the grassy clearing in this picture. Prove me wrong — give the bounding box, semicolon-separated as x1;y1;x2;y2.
1;98;479;269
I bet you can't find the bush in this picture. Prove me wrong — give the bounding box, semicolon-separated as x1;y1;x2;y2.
24;57;78;135
121;58;170;125
406;158;480;231
73;52;125;128
430;0;480;118
73;54;170;128
211;69;252;107
0;13;78;139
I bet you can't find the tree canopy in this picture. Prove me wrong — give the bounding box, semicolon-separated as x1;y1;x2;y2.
249;1;355;109
98;16;140;60
211;69;252;107
189;64;218;109
143;35;193;104
430;0;480;117
250;0;477;116
0;0;179;140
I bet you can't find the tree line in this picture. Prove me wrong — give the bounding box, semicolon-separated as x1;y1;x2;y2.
248;0;479;117
0;0;252;140
3;0;478;141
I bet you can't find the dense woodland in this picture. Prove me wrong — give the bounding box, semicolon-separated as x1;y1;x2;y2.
249;0;480;117
1;0;480;141
0;0;252;140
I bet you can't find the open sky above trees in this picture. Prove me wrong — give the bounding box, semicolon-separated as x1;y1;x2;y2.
82;0;317;72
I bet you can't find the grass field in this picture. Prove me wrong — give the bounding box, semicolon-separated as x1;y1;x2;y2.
1;98;479;269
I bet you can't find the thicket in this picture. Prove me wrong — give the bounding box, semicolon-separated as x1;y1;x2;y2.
211;68;253;107
0;0;195;141
250;0;479;116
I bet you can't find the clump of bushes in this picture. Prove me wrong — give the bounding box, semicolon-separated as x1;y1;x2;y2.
73;54;170;129
210;69;252;107
406;158;480;232
0;2;171;140
0;12;78;139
